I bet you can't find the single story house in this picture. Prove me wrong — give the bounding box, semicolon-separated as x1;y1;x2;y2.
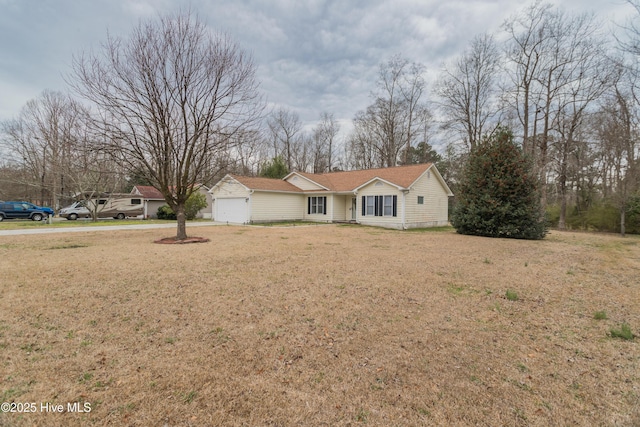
131;185;212;219
130;186;165;219
209;163;453;229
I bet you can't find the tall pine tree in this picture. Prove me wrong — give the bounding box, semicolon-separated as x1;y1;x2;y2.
452;127;547;239
259;156;289;179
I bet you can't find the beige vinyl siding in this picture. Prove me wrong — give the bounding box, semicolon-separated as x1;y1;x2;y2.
286;175;326;191
250;192;304;222
405;169;449;227
211;178;251;198
332;195;347;221
357;181;404;229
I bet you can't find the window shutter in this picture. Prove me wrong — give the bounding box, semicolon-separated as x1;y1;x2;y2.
376;196;383;216
393;195;397;217
323;197;327;215
308;197;311;215
362;196;366;216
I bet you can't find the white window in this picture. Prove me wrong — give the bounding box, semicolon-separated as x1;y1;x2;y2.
308;196;326;215
366;196;375;216
383;195;393;216
362;195;397;217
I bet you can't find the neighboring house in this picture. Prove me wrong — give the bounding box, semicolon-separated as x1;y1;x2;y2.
131;185;212;219
130;186;165;219
209;163;453;229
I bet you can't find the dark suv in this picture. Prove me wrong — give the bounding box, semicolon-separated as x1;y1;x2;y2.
0;202;52;222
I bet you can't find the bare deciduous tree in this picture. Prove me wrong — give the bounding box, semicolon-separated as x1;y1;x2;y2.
267;107;303;171
503;3;611;216
69;11;263;240
436;33;502;151
311;112;340;173
2;90;87;209
593;67;639;236
503;2;551;156
351;55;430;168
552;40;611;229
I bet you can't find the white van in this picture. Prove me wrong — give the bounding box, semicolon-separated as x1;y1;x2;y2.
59;195;144;220
58;201;91;220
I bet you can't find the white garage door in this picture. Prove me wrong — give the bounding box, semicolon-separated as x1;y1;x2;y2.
215;198;248;223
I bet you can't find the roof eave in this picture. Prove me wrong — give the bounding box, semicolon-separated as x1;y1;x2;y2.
353;177;405;192
426;164;454;196
251;188;303;194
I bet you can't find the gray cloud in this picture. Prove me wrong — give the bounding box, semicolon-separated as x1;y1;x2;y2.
0;0;634;135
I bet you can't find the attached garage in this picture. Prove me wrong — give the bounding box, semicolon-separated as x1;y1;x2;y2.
210;175;305;224
214;197;248;224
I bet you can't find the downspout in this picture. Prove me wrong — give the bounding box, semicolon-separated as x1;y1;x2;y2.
402;189;409;230
353;191;358;223
248;190;254;224
211;197;215;221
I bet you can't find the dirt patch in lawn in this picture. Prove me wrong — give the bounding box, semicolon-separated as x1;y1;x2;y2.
0;226;638;426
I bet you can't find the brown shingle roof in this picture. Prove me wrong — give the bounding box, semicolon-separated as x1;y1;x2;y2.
132;185;164;199
230;175;303;192
293;163;433;191
222;164;436;193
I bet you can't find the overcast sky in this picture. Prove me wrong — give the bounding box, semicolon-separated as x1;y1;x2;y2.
0;0;635;139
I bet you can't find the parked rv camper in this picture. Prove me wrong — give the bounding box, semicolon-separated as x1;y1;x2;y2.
59;195;144;220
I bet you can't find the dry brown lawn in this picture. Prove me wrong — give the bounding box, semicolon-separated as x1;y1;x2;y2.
0;224;638;426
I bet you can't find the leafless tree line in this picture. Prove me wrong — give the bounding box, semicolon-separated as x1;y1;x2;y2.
0;90;128;209
1;2;640;235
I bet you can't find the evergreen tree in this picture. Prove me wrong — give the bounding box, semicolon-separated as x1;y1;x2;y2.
403;141;442;165
452;127;547;239
259;156;289;179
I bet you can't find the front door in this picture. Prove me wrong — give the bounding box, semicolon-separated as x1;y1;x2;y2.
351;197;357;220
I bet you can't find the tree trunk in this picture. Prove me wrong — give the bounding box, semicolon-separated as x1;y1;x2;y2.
620;207;626;237
557;143;569;230
558;192;567;230
176;204;187;240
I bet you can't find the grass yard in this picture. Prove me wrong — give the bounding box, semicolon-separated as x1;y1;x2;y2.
0;225;638;426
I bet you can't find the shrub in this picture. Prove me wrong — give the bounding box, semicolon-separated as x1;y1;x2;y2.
184;191;207;219
157;205;176;220
156;192;207;220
